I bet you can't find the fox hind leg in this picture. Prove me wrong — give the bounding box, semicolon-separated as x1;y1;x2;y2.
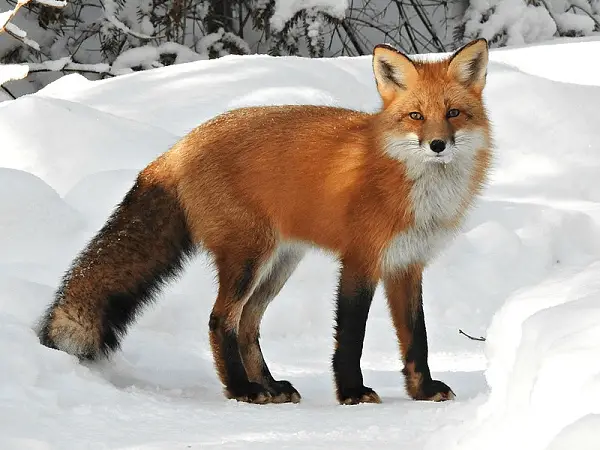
238;245;305;403
208;232;278;404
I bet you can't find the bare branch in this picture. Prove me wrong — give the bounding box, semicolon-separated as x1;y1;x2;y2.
340;18;366;55
408;0;446;51
1;84;16;99
394;0;417;53
537;0;562;34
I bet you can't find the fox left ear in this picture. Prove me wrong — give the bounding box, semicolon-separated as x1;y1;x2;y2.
448;38;489;93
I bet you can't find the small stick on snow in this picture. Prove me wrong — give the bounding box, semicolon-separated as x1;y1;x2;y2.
458;329;486;341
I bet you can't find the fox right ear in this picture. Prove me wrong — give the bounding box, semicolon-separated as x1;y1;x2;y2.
372;44;418;107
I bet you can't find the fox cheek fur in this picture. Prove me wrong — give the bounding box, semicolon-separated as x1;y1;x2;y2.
37;38;492;406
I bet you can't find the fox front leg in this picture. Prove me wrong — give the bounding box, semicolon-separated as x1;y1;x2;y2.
384;264;455;401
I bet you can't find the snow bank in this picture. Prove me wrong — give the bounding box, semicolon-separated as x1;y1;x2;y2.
429;262;600;450
0;95;178;195
1;38;600;448
34;54;379;137
0;168;84;266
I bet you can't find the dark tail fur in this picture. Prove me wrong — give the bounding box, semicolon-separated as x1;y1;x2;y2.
37;164;195;359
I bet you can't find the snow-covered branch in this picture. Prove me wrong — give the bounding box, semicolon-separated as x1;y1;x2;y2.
0;0;66;33
102;0;156;41
0;57;135;87
0;0;67;85
5;22;40;51
570;3;600;29
0;0;31;32
10;57;135;80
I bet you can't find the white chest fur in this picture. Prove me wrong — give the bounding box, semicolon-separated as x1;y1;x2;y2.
381;153;476;272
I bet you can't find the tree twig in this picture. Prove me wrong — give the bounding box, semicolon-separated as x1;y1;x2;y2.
459;329;486;341
1;84;16;99
537;0;561;35
408;0;446;51
394;0;417;53
340;18;366;55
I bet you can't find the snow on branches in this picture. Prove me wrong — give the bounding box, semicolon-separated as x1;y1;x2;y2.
0;0;66;49
0;0;67;87
460;0;600;47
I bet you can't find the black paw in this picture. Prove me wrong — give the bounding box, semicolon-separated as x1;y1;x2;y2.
266;380;301;404
418;379;455;402
225;382;272;404
337;385;382;405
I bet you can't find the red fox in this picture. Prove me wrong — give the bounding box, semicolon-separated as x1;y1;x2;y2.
38;38;492;406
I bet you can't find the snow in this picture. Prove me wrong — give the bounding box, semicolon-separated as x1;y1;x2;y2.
0;10;13;29
555;11;596;34
0;63;28;85
463;0;600;47
102;0;154;40
112;43;206;72
4;21;41;50
5;20;25;37
34;0;66;7
0;58;117;87
463;0;558;46
2;37;600;448
270;0;348;31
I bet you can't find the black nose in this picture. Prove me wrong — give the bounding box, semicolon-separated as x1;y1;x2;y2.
430;139;446;153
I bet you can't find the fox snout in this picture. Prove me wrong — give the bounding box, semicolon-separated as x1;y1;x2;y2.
422;135;454;160
429;139;446;153
420;120;455;157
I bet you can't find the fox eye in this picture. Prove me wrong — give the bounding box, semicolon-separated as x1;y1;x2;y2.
447;108;460;118
409;112;424;120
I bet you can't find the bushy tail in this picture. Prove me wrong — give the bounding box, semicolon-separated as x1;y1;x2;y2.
37;164;195;360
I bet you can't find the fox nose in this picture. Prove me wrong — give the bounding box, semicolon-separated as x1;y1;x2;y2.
429;139;446;153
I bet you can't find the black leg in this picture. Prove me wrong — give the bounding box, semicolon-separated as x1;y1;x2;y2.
332;263;380;405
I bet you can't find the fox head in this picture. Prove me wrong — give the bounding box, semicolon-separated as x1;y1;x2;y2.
372;39;490;168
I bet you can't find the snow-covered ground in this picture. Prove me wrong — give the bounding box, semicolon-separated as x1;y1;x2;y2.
1;38;600;449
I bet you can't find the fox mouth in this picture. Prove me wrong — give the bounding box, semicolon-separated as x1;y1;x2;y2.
423;147;456;164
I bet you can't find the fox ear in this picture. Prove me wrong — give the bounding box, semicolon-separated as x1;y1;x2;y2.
448;39;489;93
372;44;418;106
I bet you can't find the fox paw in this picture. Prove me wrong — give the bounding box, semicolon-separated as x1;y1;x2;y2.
267;380;301;404
225;382;272;404
415;379;455;402
337;386;382;405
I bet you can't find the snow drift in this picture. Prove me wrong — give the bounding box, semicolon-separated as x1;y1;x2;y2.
1;38;600;448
